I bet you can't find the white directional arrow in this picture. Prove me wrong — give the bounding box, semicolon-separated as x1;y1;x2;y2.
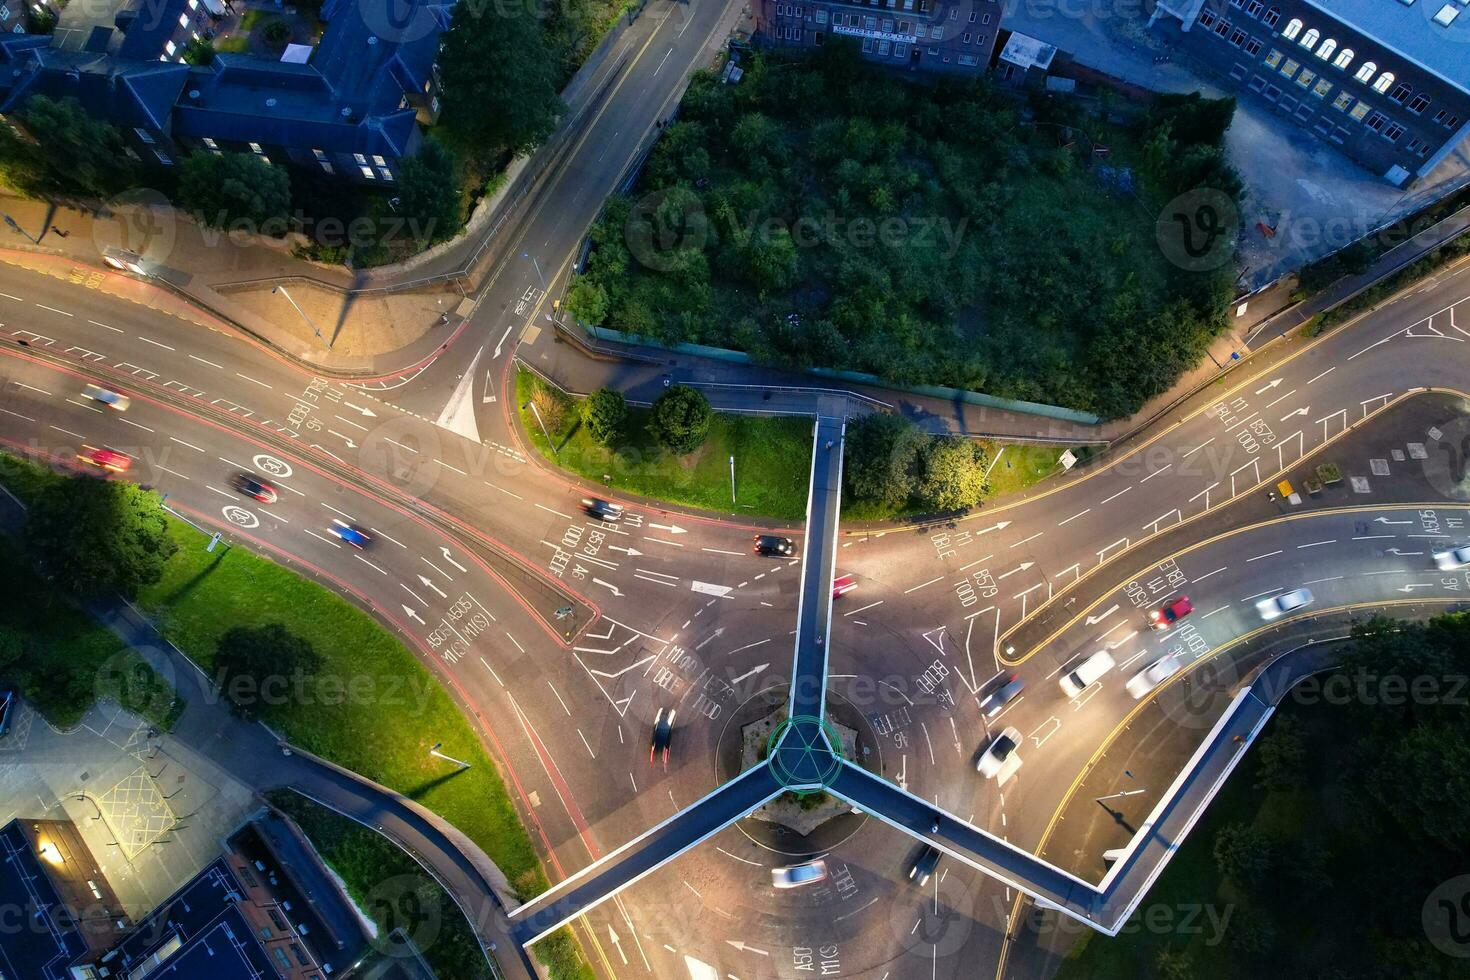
1255;378;1283;395
608;545;642;556
440;547;468;572
649;522;687;534
729;663;769;686
417;574;448;599
1374;517;1413;525
1386;548;1424;556
402;604;425;624
608;927;627;966
481;370;497;405
1279;407;1310;420
975;520;1013;535
1397;583;1435;593
695;627;726;650
1085;603;1119;626
326;429;358;449
996;561;1035;581
342;401;377;418
726;940;770;956
592;577;623;596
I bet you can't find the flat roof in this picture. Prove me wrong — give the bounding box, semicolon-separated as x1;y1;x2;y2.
1304;0;1470;96
1000;31;1059;71
0;822;90;980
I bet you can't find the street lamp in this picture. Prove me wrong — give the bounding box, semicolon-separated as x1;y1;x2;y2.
2;213;38;244
429;742;471;769
729;454;736;504
522;399;557;455
272;284;331;350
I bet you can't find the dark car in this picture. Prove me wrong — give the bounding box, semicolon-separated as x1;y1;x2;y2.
1149;595;1194;631
650;708;675;765
978;675;1025;717
329;520;372;549
754;534;796;557
230;472;278;503
909;844;941;887
581;497;625;522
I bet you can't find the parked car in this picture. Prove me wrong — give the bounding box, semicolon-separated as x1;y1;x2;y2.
977;726;1021;779
1256;588;1314;621
650;708;675;766
832;573;857;598
1149;596;1194;631
978;675;1025;717
230;472;278;503
1434;546;1470;570
77;446;131;473
772;859;828;889
909;845;941;887
82;384;130;411
329;520;372;549
1126;652;1184;700
581;497;624;522
754;534;795;557
1059;650;1115;698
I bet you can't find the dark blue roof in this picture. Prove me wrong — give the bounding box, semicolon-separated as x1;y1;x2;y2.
117;0;191;61
0;823;90;980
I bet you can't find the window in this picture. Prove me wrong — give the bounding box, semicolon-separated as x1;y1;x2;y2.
178;13;188;26
983;12;990;22
1314;38;1334;60
862;37;874;52
1295;68;1316;88
360;166;375;179
1348;100;1370;121
1214;18;1231;36
1280;57;1300;77
1313;77;1332;98
1407;93;1429;114
1261;5;1280;26
204;137;219;149
1383;122;1406;142
1299;27;1318;48
249;142;263;153
975;32;985;44
1332;47;1353;70
153;149;171;165
372;154;387;166
1353;60;1376;83
1244;37;1262;55
379;167;393;179
1231;28;1248;46
1263;47;1283;68
895;41;908;56
1406;137;1429;156
1388;82;1411;104
932;25;943;38
133;127;155;144
815;8;826;21
1332;91;1353;110
968;9;976;20
878;39;891;54
1364;110;1387;131
1372;71;1394;94
1245;0;1263;14
1200;8;1216;27
950;7;957;17
165;39;176;55
354;153;367;164
958;53;978;65
1281;17;1302;39
881;17;893;30
1440;113;1460;129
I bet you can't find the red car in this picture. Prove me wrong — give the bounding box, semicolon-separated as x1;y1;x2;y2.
1149;596;1194;631
832;574;857;598
77;446;131;473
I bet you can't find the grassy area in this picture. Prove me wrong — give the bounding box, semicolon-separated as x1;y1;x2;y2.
0;455;590;980
979;441;1070;499
517;368;813;520
269;791;496;980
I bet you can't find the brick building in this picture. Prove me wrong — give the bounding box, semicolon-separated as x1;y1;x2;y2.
754;0;1004;74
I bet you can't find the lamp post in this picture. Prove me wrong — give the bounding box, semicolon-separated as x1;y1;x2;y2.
2;213;38;244
272;284;331;350
522;399;557;455
729;454;736;504
429;742;471;769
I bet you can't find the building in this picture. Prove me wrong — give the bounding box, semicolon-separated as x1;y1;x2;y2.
1149;0;1470;185
0;0;453;181
0;810;370;980
755;0;1004;74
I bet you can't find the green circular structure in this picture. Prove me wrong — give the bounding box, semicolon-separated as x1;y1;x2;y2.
766;714;845;794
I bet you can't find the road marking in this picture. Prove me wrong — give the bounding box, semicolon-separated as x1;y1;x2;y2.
157;466;191;481
535;503;574;520
1181;438;1215;458
1304;575;1343;585
1011;531;1044;548
35;304;72;317
169;436;205;453
0;408;35;421
1200;605;1230;619
334;414;369;432
1240;588;1280;601
137;336;174;350
434;459;468;476
1193;566;1228;583
645;537;684;548
548;681;572;716
1245;550;1283;562
1262;387;1297;410
1099;487;1131;505
14;382;50;395
1296;539;1336;549
235;372;272;389
322;503;357;523
384;437;418;453
304;528;341;548
370;527;406;548
119;418;154;432
1140;463;1172;482
1057;508;1090;527
844;600;883;617
701;547;745;556
1352;534;1395;540
0;292;21;301
905;576;943;594
1306;367;1336;385
355;554;388;575
187;353;223;368
49;425;86;439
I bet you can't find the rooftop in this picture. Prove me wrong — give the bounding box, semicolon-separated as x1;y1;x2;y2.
1304;0;1470;95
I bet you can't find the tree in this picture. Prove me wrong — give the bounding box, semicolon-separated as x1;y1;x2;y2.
1254;713;1306;791
565;277;610;325
17;95;135;197
394;138;464;247
649;385;712;455
437;3;564;159
582;387;627;446
916;436;988;512
843;413;924;508
177;151;291;230
1211;822;1275;888
25;476;177;599
1152;947;1193;980
182;37;215;65
213;624;321;720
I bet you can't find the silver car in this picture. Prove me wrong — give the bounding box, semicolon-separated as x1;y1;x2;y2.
976;726;1021;779
1434;546;1470;570
1255;588;1314;620
1126;652;1183;700
772;859;828;889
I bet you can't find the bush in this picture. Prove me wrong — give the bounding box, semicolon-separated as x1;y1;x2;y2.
25;476;176;600
178;151;292;231
581;387;627;445
843;412;923;509
648;384;711;454
213;624;322;720
915;436;988;512
1211;823;1275;888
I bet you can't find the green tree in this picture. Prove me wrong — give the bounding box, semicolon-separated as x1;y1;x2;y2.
648;385;712;455
565;277;610;325
1211;822;1275;888
182;37;215;65
16;95;135;197
25;476;176;600
0;625;22;674
916;436;988;512
177;151;291;230
582;387;627;446
394;138;464;247
843;413;924;509
213;624;322;720
1254;713;1306;791
438;2;564;159
1152;947;1193;980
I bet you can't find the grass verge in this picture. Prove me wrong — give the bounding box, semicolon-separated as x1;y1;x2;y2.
0;454;590;980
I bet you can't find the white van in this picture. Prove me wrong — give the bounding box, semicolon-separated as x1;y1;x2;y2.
1059;651;1115;697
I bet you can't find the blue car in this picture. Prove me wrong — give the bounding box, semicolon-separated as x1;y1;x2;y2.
330;520;372;549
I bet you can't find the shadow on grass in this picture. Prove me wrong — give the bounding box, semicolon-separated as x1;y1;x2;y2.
404;766;473;799
158;549;229;606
